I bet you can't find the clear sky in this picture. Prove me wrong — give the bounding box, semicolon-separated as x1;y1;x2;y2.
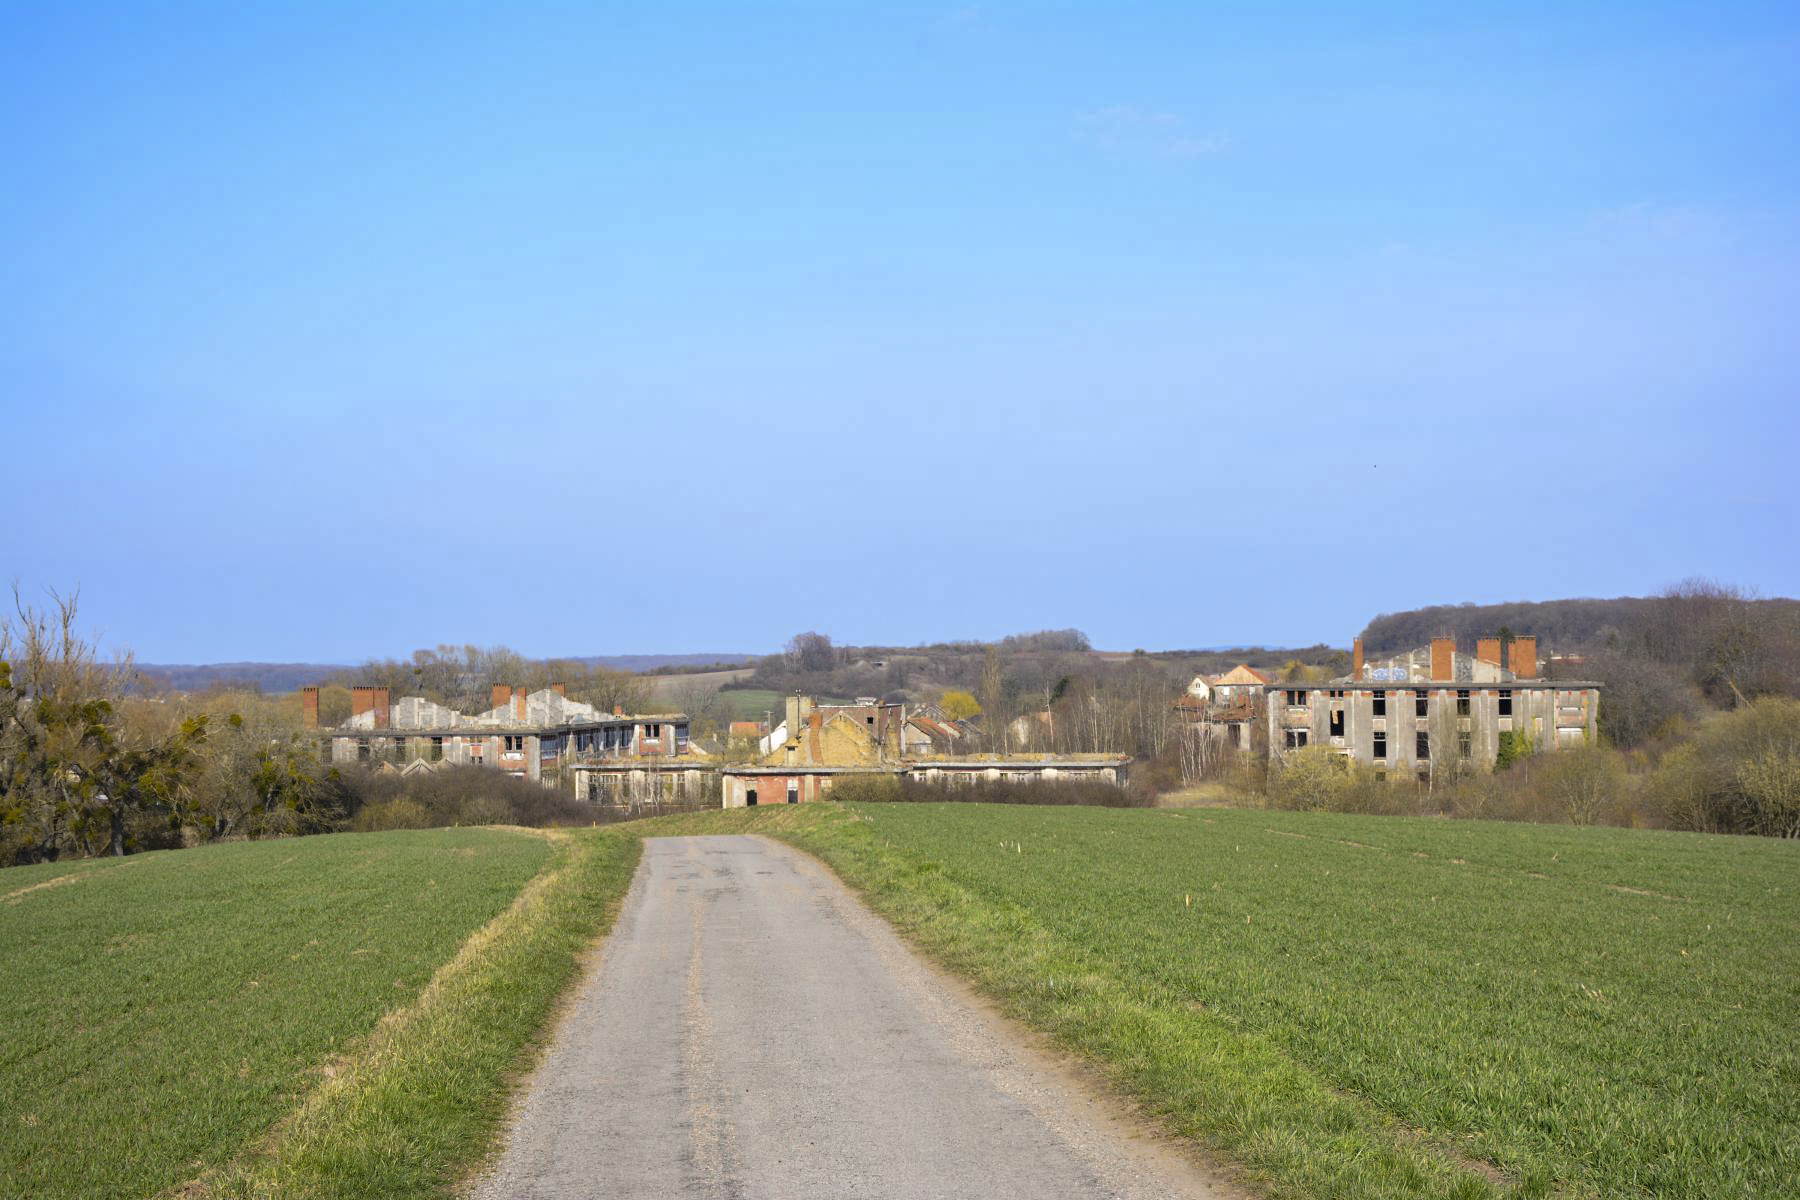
4;2;1797;663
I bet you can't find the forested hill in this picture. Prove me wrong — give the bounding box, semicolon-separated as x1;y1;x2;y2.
1358;594;1800;656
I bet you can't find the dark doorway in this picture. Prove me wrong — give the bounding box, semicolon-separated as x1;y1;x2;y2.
746;788;758;807
787;781;800;804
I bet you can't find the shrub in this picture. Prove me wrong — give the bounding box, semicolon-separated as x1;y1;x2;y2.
1536;745;1628;826
352;797;430;832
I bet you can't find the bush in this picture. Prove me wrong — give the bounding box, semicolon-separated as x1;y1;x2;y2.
841;776;1148;808
1536;745;1628;826
1649;697;1800;836
1270;746;1352;812
352;798;430;832
335;765;592;830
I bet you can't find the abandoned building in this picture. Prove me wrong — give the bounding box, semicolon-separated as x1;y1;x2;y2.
305;684;699;795
720;695;1130;807
1178;664;1270;751
1264;635;1600;777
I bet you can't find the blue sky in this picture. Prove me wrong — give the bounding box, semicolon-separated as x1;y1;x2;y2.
4;2;1797;662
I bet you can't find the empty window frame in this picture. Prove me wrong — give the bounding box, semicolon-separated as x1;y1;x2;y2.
1456;689;1471;717
1415;690;1429;717
1285;690;1307;707
1458;731;1472;758
357;738;370;761
1329;708;1345;737
1416;731;1430;760
1498;689;1513;717
504;735;524;752
1285;729;1309;749
1372;731;1387;760
1372;690;1387;717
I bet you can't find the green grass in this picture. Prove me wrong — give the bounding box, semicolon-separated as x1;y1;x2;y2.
0;827;642;1199
637;803;1800;1199
712;687;782;722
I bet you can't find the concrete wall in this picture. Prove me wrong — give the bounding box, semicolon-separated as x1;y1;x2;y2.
1266;682;1600;774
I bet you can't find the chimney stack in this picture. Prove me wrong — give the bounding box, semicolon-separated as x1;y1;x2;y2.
1430;637;1455;681
1477;638;1502;667
301;686;320;729
514;687;527;721
351;686;390;729
1352;638;1365;680
551;681;566;697
491;684;512;713
613;704;624;717
1510;636;1539;679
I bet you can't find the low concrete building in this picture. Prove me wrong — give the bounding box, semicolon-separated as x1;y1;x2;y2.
1265;635;1600;779
718;694;1130;807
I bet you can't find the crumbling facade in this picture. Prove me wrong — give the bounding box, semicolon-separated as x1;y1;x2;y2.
720;695;1129;807
1264;635;1600;778
305;683;695;790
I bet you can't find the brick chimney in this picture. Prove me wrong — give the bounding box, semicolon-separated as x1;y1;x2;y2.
491;684;512;713
301;686;320;729
1352;638;1365;680
1510;636;1538;679
1430;637;1455;681
514;687;527;721
551;681;566;697
1476;638;1502;667
351;686;390;729
613;703;624;717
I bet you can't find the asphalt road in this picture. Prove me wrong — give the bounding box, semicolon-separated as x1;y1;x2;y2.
470;834;1232;1200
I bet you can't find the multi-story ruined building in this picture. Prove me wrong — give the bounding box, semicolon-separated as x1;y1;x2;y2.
305;684;700;796
1264;635;1600;778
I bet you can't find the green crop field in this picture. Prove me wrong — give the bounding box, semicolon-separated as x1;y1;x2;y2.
0;826;641;1199
640;803;1800;1199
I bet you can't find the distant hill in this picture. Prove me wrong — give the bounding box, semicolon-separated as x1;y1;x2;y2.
135;662;353;694
139;653;759;694
1358;595;1800;656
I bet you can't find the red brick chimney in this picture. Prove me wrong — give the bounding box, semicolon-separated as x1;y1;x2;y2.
514;687;527;721
1476;638;1502;667
551;681;566;697
1510;636;1539;679
614;704;624;717
351;686;390;729
301;686;320;729
491;684;512;713
1352;638;1365;680
1430;637;1455;681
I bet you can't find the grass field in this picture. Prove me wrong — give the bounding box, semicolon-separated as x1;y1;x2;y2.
0;827;641;1199
639;803;1800;1199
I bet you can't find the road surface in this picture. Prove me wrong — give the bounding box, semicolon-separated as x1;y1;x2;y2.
470;834;1233;1199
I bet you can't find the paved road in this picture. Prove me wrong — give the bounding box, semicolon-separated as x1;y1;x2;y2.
470;835;1231;1200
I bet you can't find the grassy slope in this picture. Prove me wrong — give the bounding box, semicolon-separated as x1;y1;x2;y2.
638;804;1799;1200
0;828;642;1200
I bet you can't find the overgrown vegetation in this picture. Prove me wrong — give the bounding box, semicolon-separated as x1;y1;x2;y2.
668;802;1799;1200
825;774;1152;808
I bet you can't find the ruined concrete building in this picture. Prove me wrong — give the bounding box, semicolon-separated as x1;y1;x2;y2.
304;684;700;795
1264;635;1600;778
720;695;1129;807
